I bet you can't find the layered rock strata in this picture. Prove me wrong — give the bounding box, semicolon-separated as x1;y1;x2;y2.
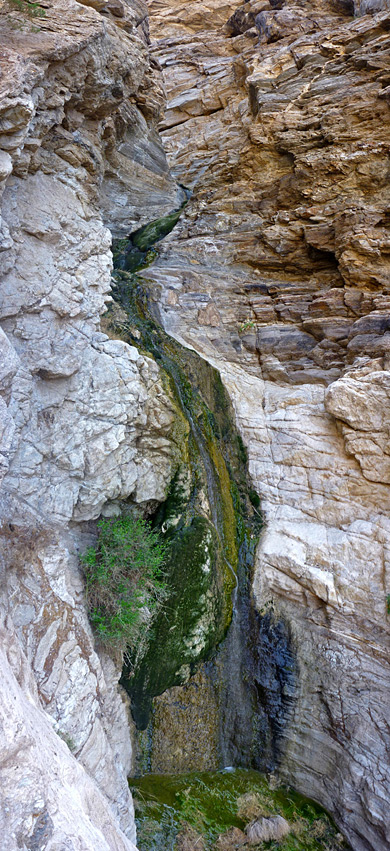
0;0;182;847
2;0;390;847
142;1;390;849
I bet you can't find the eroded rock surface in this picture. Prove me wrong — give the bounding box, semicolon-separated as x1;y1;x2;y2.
0;0;181;846
2;0;390;846
141;1;390;848
0;612;137;851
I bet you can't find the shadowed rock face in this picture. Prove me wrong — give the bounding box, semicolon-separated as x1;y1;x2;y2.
140;1;390;848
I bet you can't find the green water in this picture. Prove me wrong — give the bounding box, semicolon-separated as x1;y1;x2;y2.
130;769;350;850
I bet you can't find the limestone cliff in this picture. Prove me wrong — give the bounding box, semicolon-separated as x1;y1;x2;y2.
0;0;183;847
139;1;390;849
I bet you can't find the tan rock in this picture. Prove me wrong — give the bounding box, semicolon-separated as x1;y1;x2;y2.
141;1;390;848
107;0;125;16
76;0;107;11
246;815;290;844
146;665;220;773
198;302;221;326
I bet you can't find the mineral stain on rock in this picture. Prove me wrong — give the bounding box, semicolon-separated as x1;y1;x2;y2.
218;604;297;774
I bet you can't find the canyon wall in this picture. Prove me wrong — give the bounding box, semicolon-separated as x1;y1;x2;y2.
141;1;390;849
0;0;183;847
1;0;390;848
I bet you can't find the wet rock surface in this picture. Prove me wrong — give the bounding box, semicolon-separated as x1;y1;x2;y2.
106;272;263;772
139;0;390;848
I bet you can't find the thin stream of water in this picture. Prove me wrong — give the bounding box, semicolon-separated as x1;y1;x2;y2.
165;353;259;769
113;270;296;774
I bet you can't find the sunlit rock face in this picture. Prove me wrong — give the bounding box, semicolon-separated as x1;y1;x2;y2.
142;1;390;848
0;0;181;847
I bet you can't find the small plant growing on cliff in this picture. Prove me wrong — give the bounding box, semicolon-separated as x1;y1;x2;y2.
57;730;76;753
5;0;45;31
81;515;167;655
7;0;45;16
238;318;256;334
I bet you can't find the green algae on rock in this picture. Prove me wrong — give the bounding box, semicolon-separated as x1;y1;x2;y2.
112;199;188;273
104;270;262;756
124;515;226;730
106;237;298;779
130;769;350;851
105;256;298;777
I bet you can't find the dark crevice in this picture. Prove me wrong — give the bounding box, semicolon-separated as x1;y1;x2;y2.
306;244;339;268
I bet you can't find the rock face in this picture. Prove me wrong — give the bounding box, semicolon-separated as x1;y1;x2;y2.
2;0;390;847
0;0;182;847
140;1;390;849
0;613;137;851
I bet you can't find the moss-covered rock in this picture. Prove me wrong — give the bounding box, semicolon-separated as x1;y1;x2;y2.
141;665;221;774
105;241;266;770
130;769;350;851
108;270;262;732
122;516;228;729
112;203;187;272
131;208;184;252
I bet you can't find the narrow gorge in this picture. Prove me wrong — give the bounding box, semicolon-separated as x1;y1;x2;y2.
0;0;389;850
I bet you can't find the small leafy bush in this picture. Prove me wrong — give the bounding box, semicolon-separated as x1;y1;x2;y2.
81;515;167;655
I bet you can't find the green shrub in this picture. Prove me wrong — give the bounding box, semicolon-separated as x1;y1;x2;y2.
7;0;46;17
81;515;167;655
5;0;46;32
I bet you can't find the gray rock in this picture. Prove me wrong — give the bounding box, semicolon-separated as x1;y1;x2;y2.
0;0;182;846
246;815;290;843
0;612;137;851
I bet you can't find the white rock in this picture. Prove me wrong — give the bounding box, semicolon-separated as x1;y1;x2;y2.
0;1;181;845
0;613;137;851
